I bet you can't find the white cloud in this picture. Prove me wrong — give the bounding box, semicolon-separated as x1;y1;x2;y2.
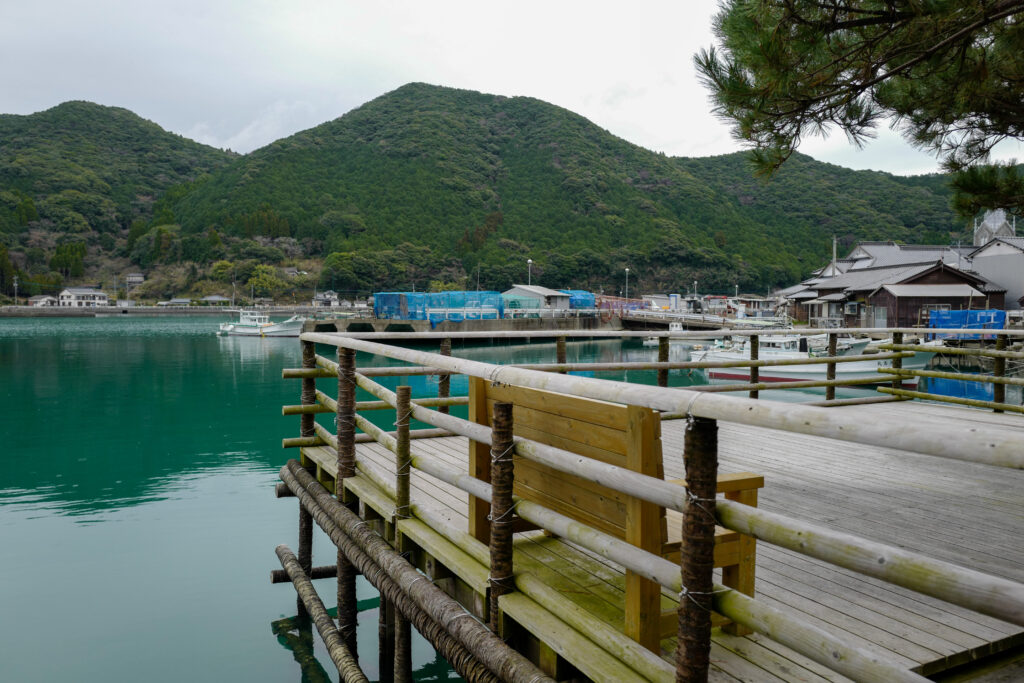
0;1;1018;175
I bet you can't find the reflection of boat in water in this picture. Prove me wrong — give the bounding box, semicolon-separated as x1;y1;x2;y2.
218;310;305;337
692;335;939;385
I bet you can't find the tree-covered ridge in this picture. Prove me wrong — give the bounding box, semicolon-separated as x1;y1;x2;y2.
0;101;235;236
0;84;970;301
675;152;962;266
167;83;964;293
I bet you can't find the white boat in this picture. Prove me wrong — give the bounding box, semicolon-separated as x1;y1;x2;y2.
218;310;305;337
642;322;714;347
692;335;939;385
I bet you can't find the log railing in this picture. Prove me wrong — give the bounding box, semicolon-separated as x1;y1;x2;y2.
277;330;1024;683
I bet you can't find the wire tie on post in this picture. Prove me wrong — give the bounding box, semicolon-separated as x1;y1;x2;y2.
686;488;718;523
490;442;516;464
683;392;702;430
486;499;520;523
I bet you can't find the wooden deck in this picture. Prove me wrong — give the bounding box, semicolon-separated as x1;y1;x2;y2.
301;401;1024;681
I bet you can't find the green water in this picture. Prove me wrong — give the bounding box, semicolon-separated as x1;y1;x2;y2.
13;318;947;681
1;318;712;682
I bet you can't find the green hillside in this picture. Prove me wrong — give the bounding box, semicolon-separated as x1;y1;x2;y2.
0;101;235;231
169;83;965;293
0;85;969;301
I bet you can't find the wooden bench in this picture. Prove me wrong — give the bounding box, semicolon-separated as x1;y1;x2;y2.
467;378;763;652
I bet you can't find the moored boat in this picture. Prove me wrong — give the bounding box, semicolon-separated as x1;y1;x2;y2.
692;335;939;385
218;310;305;337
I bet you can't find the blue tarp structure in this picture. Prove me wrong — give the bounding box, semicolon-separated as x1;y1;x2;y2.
928;309;1006;340
374;291;504;321
924;377;994;402
559;290;596;309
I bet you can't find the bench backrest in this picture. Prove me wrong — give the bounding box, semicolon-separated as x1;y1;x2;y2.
467;378;665;549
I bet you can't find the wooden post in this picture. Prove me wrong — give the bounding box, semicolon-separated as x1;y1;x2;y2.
825;333;837;402
336;347;358;659
468;378;492;545
677;417;718;682
658;336;669;387
748;335;759;400
891;332;903;390
298;340;316;618
378;595;394;683
994;334;1007;412
393;384;413;682
489;402;516;633
626;405;663;652
438;337;452;415
556;336;567;374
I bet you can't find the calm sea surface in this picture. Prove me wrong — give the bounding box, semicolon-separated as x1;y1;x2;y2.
1;317;974;681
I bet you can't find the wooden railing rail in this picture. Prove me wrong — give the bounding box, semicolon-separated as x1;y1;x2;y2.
303;335;1024;469
292;357;939;681
282;332;1024;681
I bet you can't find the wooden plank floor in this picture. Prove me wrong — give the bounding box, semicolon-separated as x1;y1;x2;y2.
308;401;1024;681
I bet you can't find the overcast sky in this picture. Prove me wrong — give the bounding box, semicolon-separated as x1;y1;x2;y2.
3;1;1022;175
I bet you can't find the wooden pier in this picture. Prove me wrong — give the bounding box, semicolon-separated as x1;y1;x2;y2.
273;329;1024;682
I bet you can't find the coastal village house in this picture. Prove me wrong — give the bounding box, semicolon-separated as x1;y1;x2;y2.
28;295;57;307
313;290;340;307
781;243;1009;327
58;287;109;307
124;272;145;288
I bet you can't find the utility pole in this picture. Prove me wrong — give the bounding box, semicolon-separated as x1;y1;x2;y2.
13;275;18;306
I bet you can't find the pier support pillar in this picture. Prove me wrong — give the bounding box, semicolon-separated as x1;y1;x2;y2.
826;334;837;402
297;340;316;618
336;347;359;659
489;402;516;632
393;385;413;682
438;338;452;415
748;336;759;399
677;416;718;682
891;332;904;390
658;337;669;387
556;336;567;374
994;335;1007;412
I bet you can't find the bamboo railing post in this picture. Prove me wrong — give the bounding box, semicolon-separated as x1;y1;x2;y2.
748;335;759;399
394;385;413;683
825;333;837;401
298;340;317;618
994;334;1007;412
891;331;904;390
677;416;718;683
336;347;358;659
658;336;669;387
438;338;452;415
489;402;516;633
556;336;567;374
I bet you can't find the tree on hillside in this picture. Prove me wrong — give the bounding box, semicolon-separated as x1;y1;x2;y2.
696;1;1024;215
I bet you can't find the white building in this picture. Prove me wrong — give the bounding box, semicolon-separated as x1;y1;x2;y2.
502;285;571;310
28;295;57;307
124;272;145;288
313;290;340;307
58;288;109;307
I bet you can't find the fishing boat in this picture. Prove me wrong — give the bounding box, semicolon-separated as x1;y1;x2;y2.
218;310;305;337
691;335;939;385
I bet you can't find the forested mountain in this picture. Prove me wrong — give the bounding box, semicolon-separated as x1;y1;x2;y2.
0;84;968;301
0;101;235;293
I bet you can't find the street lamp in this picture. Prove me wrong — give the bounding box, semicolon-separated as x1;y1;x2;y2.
527;259;533;286
624;268;629;300
735;284;739;298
